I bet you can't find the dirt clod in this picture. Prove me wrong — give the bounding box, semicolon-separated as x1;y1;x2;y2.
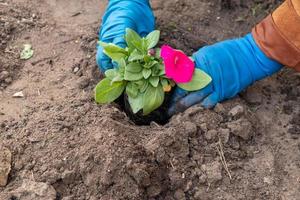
205;129;218;141
241;86;263;105
147;184;162;198
12;180;57;200
183;121;198;135
228;105;244;118
227;118;253;140
0;147;11;187
174;189;186;200
201;160;223;184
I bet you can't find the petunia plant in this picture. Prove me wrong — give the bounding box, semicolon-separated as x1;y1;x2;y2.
95;28;212;115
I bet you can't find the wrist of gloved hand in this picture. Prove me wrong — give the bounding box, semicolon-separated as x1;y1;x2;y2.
97;0;154;72
168;33;283;116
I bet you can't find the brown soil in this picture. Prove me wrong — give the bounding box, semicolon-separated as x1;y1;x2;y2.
1;0;300;200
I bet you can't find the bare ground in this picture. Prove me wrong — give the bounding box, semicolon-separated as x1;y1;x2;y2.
1;0;299;200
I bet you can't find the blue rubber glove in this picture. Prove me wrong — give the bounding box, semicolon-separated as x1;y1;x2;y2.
168;33;283;116
96;0;155;72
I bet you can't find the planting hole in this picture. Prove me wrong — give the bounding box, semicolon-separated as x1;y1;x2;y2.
115;94;171;126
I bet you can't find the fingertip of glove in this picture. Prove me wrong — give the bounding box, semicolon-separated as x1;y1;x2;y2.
96;56;113;73
167;106;176;117
112;37;127;49
171;87;188;104
201;92;219;109
96;48;113;72
100;61;113;73
174;85;211;112
167;88;188;117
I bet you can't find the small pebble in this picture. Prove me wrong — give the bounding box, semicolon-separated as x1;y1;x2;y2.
214;103;225;114
73;66;80;73
219;128;230;143
228;105;244;117
263;177;273;185
13;91;24;98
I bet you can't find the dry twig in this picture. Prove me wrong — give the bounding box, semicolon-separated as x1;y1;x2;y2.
216;137;232;180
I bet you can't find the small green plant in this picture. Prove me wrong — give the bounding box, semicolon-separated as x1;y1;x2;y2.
20;44;34;60
95;28;211;115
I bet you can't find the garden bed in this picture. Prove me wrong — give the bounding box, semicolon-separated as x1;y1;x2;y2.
1;0;299;200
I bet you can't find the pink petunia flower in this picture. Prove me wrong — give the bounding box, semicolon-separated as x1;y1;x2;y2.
160;45;195;83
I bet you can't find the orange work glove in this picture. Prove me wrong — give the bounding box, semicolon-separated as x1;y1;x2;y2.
252;0;300;71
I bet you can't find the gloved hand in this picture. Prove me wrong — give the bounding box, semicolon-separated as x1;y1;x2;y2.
168;33;283;116
96;0;155;72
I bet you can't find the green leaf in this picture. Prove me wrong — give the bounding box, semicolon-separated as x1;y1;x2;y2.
151;63;164;76
139;81;149;93
158;67;165;76
116;58;126;69
105;69;118;80
124;70;143;81
155;48;161;59
95;78;125;104
116;58;126;76
142;38;148;52
149;76;159;87
142;68;152;79
145;60;158;69
177;69;212;91
126;62;142;73
128;94;143;114
125;28;143;52
20;44;34;60
146;30;160;49
102;49;126;61
126;82;138;98
111;74;124;83
144;55;152;64
99;41;127;53
128;49;144;62
105;68;124;83
143;85;165;115
98;41;127;61
134;80;145;87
